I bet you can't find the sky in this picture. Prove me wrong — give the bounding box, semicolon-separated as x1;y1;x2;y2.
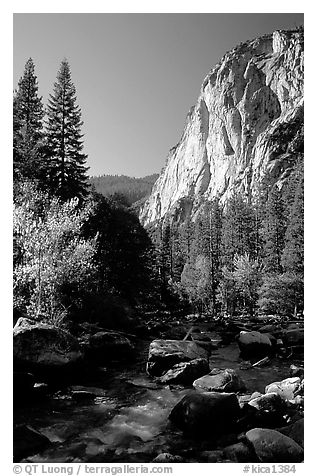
13;13;304;178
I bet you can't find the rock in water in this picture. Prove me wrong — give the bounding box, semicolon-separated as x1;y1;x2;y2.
14;425;51;462
140;29;303;227
13;319;83;374
247;393;286;427
159;358;210;385
146;339;209;377
246;428;303;462
237;331;272;358
278;418;304;448
169;390;240;435
223;442;257;462
152;453;184;463
193;368;246;393
84;331;134;363
265;377;301;401
282;329;304;347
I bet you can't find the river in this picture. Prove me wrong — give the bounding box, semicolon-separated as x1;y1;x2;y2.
14;339;302;463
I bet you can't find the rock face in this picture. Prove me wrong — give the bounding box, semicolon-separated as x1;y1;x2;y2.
169;390;241;435
13;319;83;373
146;339;209;377
246;428;304;462
159;358;210;385
193;368;246;393
140;28;303;226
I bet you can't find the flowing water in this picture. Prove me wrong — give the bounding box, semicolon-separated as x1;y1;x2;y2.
14;340;302;463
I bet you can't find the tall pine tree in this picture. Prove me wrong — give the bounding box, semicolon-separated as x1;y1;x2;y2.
45;59;89;200
260;185;287;273
282;168;304;275
13;58;44;182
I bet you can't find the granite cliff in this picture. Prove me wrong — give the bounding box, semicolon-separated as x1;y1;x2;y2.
140;28;304;226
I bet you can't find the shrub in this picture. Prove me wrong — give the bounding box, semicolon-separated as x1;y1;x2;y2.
13;182;98;322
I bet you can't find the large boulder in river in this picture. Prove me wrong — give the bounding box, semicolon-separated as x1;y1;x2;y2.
14;425;51;462
278;418;304;448
265;377;301;401
146;339;209;377
13;319;83;374
282;328;304;348
159;358;210;385
246;392;286;428
258;324;283;338
237;331;272;358
246;428;304;462
193;368;246;393
83;331;134;363
169;390;240;435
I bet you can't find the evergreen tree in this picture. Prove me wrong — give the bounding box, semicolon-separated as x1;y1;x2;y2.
221;193;258;268
45;59;89;200
260;185;287;273
13;58;45;181
282;169;304;275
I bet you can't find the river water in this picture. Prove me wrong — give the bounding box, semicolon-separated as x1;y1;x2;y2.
15;340;302;463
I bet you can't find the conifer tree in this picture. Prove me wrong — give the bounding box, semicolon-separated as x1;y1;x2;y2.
13;58;44;181
221;193;257;268
282;170;304;275
45;59;89;200
260;185;287;273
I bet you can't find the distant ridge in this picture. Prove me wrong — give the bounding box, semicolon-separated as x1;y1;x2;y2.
89;173;159;206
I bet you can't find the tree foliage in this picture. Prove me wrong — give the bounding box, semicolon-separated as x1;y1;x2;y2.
13;182;97;322
13;58;45;182
45;59;89;200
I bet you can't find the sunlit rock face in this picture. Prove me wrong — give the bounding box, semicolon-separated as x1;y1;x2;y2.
140;29;304;226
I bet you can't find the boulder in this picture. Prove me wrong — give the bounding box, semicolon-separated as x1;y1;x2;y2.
278;418;304;448
193;368;246;393
282;328;304;347
199;450;225;462
265;377;301;401
152;453;184;463
159;358;210;385
289;364;304;379
84;331;134;363
248;392;286;414
258;324;282;337
237;331;272;358
169;390;240;435
13;319;83;374
14;425;51;462
247;393;286;427
146;339;209;377
246;428;303;462
223;441;258;462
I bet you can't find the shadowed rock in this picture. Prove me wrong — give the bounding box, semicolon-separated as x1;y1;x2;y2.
146;339;209;377
246;428;303;462
13;318;83;375
159;358;210;385
193;368;246;393
169;390;240;435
